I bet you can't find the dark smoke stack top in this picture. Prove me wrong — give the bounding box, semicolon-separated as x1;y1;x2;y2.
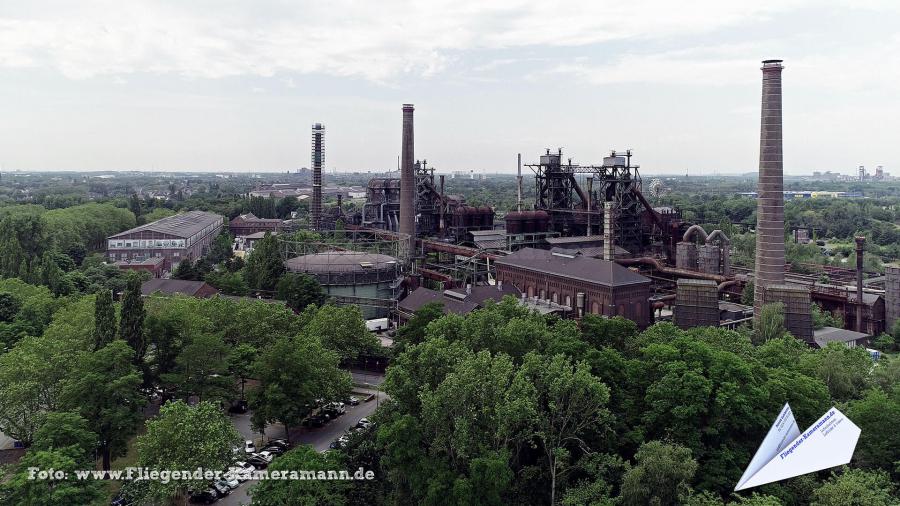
311;123;325;231
754;59;786;318
400;104;416;259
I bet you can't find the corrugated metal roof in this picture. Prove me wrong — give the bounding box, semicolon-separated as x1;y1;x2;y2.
495;247;649;287
399;287;479;315
813;326;868;348
110;211;223;239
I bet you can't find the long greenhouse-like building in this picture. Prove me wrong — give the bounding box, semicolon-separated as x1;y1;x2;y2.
106;211;224;269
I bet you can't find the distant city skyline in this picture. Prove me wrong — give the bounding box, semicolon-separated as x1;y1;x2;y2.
1;1;898;174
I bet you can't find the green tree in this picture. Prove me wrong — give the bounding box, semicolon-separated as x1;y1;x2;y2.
300;304;378;361
243;233;285;291
871;333;896;352
248;445;350;506
0;449;105;505
250;333;352;442
843;388;900;472
228;343;257;401
32;412;98;466
275;272;326;313
165;332;233;404
0;292;22;322
800;342;872;401
811;468;897;506
580;315;638;352
204;270;249;295
511;352;612;505
755;302;785;343
136;400;241;502
118;273;146;363
620;440;698;506
172;259;198;280
741;281;754;306
394;302;445;352
61;340;145;471
92;290;116;351
0;335;81;445
208;232;234;264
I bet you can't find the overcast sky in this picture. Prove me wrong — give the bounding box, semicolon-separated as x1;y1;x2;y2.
1;1;898;174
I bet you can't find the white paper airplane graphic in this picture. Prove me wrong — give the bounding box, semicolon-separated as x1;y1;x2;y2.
735;403;861;491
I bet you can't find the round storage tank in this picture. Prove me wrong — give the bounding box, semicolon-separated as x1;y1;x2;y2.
505;212;525;234
533;210;550;232
284;251;401;319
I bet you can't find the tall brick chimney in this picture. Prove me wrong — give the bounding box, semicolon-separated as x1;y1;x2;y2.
400;104;415;260
754;60;786;319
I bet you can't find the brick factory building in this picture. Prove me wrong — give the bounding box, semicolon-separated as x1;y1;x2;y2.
106;211;224;269
228;213;284;236
494;248;651;327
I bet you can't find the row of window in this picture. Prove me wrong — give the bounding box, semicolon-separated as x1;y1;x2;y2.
108;239;186;249
113;251;181;260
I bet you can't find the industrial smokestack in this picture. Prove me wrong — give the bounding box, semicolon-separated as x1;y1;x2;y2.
516;153;523;212
311;123;325;231
439;174;446;236
400;104;415;259
586;177;594;237
753;60;786;318
856;236;865;333
603;201;615;261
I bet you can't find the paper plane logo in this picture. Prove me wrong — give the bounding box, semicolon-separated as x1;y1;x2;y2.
735;403;861;491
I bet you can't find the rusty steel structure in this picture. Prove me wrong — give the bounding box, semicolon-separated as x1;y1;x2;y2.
361;160;490;242
527;148;651;255
754;59;788;318
311;123;325;231
856;236;865;332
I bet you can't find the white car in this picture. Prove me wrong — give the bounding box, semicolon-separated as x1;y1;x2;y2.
356;417;372;429
244;440;256;454
228;461;256;482
219;475;240;490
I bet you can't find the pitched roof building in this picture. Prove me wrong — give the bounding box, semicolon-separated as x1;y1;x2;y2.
494;247;651;327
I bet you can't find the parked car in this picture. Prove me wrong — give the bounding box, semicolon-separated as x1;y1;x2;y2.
246;456;269;469
303;414;329;427
228;461;255;482
322;402;345;417
244;440;256;454
256;450;276;462
221;475;240;489
188;488;219;504
329;440;342;450
266;438;290;449
211;480;231;497
228;400;248;414
261;444;286;456
356;418;372;429
346;396;360;406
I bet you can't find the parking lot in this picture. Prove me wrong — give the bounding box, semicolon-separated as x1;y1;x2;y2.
216;387;385;506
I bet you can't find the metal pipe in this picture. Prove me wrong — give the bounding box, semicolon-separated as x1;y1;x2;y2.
682;224;709;243
616;257;729;283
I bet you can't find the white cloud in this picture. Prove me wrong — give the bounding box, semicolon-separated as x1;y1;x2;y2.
0;0;857;82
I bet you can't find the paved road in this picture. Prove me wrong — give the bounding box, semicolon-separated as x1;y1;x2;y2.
219;388;386;506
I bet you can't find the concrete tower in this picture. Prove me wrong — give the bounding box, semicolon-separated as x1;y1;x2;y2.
311;123;325;231
400;104;416;258
754;60;786;317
